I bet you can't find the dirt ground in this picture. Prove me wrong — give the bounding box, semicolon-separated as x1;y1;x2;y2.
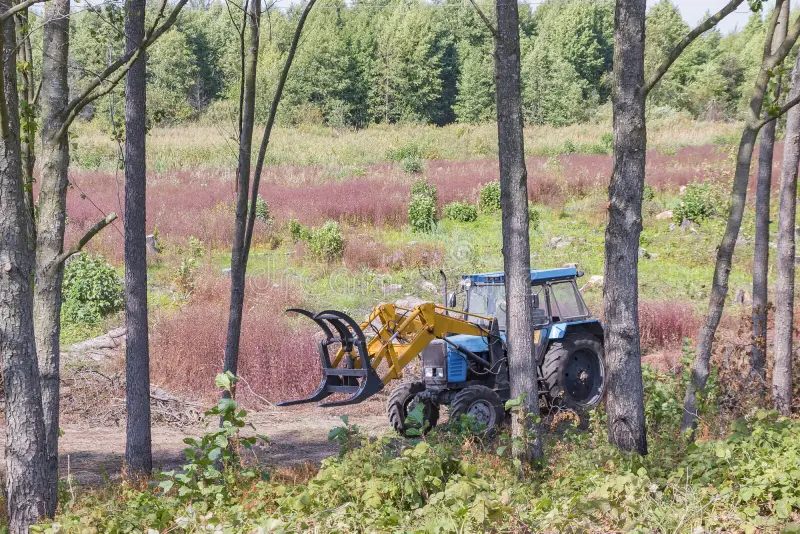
0;399;389;486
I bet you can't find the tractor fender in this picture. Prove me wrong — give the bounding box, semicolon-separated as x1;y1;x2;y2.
548;319;603;343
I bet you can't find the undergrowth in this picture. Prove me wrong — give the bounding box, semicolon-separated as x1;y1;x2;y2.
35;370;800;533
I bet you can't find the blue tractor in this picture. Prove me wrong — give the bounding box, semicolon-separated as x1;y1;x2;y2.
279;266;605;435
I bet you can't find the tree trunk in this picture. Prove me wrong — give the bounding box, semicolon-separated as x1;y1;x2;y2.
34;0;70;515
124;0;152;475
751;0;789;379
604;0;648;455
494;0;542;465
223;0;259;381
772;53;800;416
0;4;48;530
683;4;799;434
15;8;34;252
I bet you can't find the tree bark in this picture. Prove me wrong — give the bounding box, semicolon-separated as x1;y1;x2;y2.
124;0;152;474
772;53;800;416
683;3;800;435
0;3;48;530
223;0;260;381
34;0;69;515
15;7;34;252
494;0;541;464
751;0;789;379
604;0;648;455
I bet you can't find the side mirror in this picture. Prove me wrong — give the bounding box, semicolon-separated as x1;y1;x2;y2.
533;293;540;309
448;292;457;308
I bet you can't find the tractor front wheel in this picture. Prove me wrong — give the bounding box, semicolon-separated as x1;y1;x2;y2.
387;382;439;437
541;332;605;411
449;385;505;434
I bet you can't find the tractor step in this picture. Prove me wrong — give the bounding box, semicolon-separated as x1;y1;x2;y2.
276;308;384;408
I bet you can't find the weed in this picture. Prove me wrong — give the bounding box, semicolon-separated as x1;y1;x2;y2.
479;180;501;213
62;253;124;324
443;201;478;222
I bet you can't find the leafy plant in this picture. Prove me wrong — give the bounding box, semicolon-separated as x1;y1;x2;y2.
158;372;268;504
308;220;344;261
643;183;655;202
443;201;478;222
288;219;310;242
528;205;540;231
401;156;424;174
327;415;361;456
409;177;438;233
479;181;501;213
62;253;124;324
188;235;204;259
251;195;272;223
673;181;726;223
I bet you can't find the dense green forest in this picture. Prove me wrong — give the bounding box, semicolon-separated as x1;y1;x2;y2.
59;0;775;129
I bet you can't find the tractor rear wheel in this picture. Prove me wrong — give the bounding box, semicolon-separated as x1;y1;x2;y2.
541;332;605;411
387;382;439;437
449;385;505;434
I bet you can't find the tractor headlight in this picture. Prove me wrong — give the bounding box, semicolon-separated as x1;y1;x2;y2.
425;367;444;378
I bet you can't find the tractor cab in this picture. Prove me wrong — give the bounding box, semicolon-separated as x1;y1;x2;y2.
458;267;598;337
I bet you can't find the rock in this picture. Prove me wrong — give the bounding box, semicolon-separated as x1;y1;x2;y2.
389;250;405;266
655;210;673;220
679;185;687;194
384;284;403;295
649;253;659;260
580;275;604;292
418;280;439;293
562;263;579;269
669;223;676;231
396;296;426;309
145;234;159;255
221;268;232;276
638;247;650;259
679;218;692;232
549;236;574;249
735;289;752;306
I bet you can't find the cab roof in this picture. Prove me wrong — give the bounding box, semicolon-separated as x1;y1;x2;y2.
461;267;579;284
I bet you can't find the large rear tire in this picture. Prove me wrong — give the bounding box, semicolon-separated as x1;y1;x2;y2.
387;382;439;437
449;385;505;434
541;332;605;411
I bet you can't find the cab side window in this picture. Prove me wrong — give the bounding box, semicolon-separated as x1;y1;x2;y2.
550;281;586;320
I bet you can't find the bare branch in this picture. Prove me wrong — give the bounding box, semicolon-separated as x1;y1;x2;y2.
55;0;185;135
756;92;800;130
0;0;46;23
644;0;745;96
468;0;497;38
56;213;118;265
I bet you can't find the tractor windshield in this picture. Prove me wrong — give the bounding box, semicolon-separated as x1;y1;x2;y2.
466;283;550;329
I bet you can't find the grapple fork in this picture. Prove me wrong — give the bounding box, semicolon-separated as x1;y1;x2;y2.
277;308;384;407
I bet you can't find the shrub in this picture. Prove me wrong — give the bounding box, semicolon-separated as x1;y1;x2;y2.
528;205;540;231
409;177;438;233
479;181;501;213
411;177;437;201
643;183;655;202
673;181;726;222
247;195;272;223
308;220;344;261
288;219;310;242
409;194;437;233
188;236;204;259
63;253;124;324
401;156;424;174
443;201;477;222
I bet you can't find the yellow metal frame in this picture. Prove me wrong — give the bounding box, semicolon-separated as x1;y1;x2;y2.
330;302;493;385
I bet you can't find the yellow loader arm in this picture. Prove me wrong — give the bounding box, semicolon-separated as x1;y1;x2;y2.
277;303;495;407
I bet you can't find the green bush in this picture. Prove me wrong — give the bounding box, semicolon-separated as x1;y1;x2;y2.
528;205;540;231
288;219;310;242
479;181;501;213
444;201;478;222
308;221;344;261
643;183;655;202
63;253;124;324
247;195;272;223
409;194;437;233
409;178;438;233
401;156;424;174
673;181;726;223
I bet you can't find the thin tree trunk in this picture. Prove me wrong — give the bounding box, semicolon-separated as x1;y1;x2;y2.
223;0;259;381
494;0;541;465
34;0;69;515
604;0;648;455
683;3;800;434
225;0;316;381
15;8;34;251
772;53;800;416
0;3;48;530
124;0;152;474
752;0;789;379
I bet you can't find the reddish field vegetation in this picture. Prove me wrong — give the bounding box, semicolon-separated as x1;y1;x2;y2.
65;144;745;261
150;271;321;405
